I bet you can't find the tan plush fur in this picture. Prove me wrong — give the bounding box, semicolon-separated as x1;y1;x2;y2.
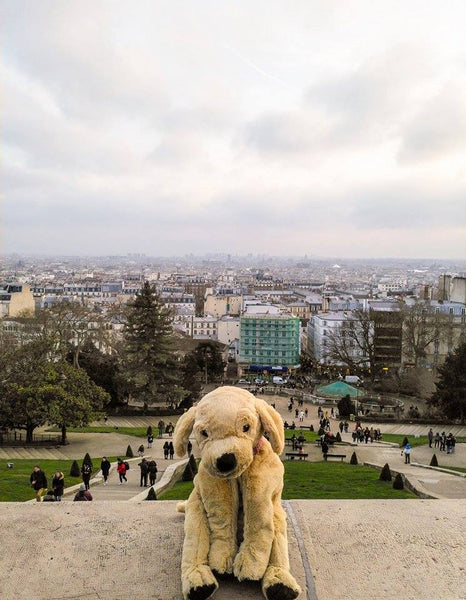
174;386;301;600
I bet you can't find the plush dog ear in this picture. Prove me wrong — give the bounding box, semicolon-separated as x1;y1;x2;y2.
255;398;284;454
173;406;197;457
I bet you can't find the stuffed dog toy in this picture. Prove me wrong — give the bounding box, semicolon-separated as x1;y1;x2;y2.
174;386;301;600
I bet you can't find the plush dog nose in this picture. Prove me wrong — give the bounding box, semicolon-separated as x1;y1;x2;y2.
216;453;237;473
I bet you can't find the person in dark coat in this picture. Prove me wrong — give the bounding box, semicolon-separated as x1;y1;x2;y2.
81;462;92;490
100;457;111;485
52;471;65;501
163;441;169;460
139;458;149;487
321;439;329;455
30;466;47;502
42;490;57;502
73;483;93;501
168;441;175;460
148;460;158;486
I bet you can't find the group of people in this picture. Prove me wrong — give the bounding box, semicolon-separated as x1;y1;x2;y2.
163;441;175;459
157;420;175;438
428;429;457;453
351;426;382;444
137;458;158;487
29;465;93;502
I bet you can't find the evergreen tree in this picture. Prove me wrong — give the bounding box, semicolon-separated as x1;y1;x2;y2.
379;463;392;481
430;454;438;467
82;453;93;470
126;445;134;458
194;341;226;384
70;460;80;477
188;453;198;475
350;452;358;465
182;461;194;482
122;282;182;407
428;341;466;423
393;473;404;490
146;487;157;500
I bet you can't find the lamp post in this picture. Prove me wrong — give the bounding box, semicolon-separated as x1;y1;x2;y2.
58;372;67;445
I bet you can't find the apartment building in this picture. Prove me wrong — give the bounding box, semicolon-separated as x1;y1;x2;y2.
0;284;35;317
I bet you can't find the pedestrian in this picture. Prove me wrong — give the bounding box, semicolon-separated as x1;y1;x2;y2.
147;434;154;449
295;408;299;418
42;490;57;502
168;441;175;460
52;471;65;501
139;458;149;487
100;456;111;485
158;420;165;438
81;462;92;490
344;421;349;433
30;465;47;502
440;432;446;452
451;435;456;453
446;434;452;454
428;428;433;448
148;460;158;486
163;441;169;460
339;421;344;433
167;422;174;437
137;444;144;457
299;410;304;422
402;443;411;464
117;458;128;484
321;438;329;455
73;483;93;501
305;408;308;418
434;432;440;448
187;441;193;456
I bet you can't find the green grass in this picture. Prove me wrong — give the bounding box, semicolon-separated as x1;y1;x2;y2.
158;461;416;500
285;429;320;443
440;465;466;473
0;457;118;502
380;434;429;448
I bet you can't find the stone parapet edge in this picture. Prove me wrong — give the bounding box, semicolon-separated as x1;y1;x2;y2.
410;462;466;478
128;458;189;502
363;461;442;499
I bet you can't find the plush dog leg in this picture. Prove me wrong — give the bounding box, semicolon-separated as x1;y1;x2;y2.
182;489;218;600
233;484;274;581
197;471;239;575
261;500;301;600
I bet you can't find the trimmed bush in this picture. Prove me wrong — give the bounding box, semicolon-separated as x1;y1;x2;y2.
402;437;409;448
70;460;80;477
335;432;342;442
146;487;157;501
393;473;404;490
82;453;93;470
379;463;392;482
430;454;439;467
182;462;194;482
350;452;358;465
126;445;134;458
188;453;198;476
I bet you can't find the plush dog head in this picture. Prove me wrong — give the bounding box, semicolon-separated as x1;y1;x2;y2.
174;386;284;479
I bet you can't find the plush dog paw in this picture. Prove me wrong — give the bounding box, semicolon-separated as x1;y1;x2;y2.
208;540;235;574
262;566;301;600
233;547;268;581
183;565;218;600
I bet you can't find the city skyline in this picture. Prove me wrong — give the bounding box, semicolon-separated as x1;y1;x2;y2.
2;1;466;259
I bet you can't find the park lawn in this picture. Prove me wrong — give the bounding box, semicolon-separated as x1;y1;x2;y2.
440;465;466;473
158;461;416;500
284;429;319;443
0;457;118;502
380;434;429;448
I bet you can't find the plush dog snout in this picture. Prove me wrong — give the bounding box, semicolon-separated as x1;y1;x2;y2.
216;453;237;473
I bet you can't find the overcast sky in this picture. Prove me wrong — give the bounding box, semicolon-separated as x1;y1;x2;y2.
2;1;466;258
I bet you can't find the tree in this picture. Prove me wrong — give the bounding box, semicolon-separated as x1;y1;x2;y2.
337;395;355;418
401;301;451;368
327;310;376;378
428;341;466;423
193;341;225;384
393;473;404;490
379;463;392;481
179;351;202;408
121;282;182;407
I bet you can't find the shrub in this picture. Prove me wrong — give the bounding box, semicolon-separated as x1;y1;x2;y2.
70;460;80;477
350;452;358;465
337;394;355;417
430;454;438;467
335;432;342;442
146;487;157;501
82;453;93;470
126;445;134;458
379;463;392;481
188;453;198;476
401;437;409;448
393;473;404;490
182;462;194;482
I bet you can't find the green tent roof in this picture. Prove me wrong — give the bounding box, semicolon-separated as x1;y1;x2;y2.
316;381;365;397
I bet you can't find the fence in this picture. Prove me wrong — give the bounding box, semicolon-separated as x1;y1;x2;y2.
0;431;62;446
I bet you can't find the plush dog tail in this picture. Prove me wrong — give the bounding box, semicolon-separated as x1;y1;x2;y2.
177;500;187;513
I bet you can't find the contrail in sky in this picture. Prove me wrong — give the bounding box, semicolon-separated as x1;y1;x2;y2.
223;43;296;91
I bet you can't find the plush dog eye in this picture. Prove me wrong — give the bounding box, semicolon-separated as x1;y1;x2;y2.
243;424;250;432
201;429;209;438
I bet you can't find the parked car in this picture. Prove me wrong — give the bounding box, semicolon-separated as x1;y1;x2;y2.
237;379;249;385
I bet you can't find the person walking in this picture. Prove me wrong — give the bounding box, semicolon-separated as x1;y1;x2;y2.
402;443;411;464
434;432;440;448
137;444;144;457
139;458;149;487
52;471;65;501
30;465;47;502
73;483;93;501
81;462;92;491
148;460;158;486
163;441;169;460
147;433;154;449
168;441;175;460
428;428;433;448
100;457;111;485
117;458;128;484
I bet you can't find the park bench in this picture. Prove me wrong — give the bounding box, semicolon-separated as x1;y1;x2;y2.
285;452;308;461
299;425;314;431
323;453;346;462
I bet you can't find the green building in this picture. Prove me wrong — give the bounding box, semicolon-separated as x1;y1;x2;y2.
239;314;301;371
